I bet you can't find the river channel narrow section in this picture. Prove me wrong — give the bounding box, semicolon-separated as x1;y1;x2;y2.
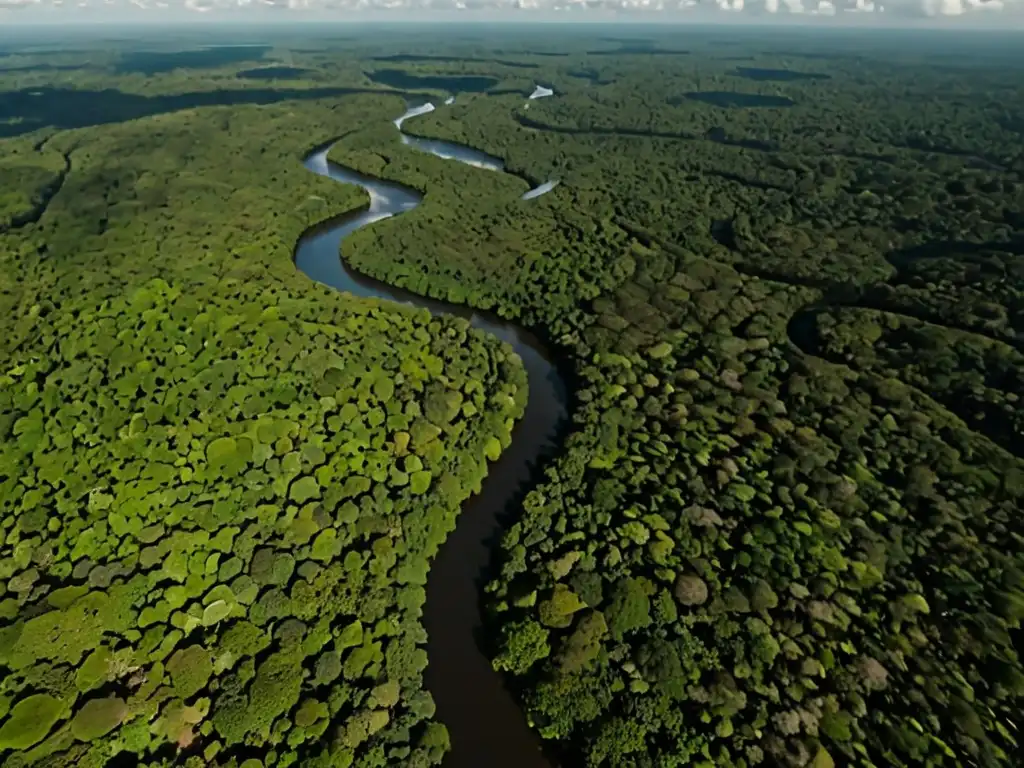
396;101;560;197
295;105;567;768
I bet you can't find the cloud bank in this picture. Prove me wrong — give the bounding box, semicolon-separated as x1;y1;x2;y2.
1;0;1020;23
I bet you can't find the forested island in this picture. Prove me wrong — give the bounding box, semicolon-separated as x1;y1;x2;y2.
0;21;1022;768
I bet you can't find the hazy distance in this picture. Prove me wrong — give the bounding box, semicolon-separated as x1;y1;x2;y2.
1;0;1022;29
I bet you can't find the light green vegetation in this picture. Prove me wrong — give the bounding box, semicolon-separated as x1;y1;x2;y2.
0;90;525;767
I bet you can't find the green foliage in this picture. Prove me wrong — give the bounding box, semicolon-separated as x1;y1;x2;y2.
0;76;527;768
338;620;363;649
493;619;551;676
605;577;651;640
538;584;586;629
4;29;1024;768
76;647;112;692
290;475;321;503
459;36;1024;768
370;680;401;709
0;694;63;750
166;646;213;700
70;696;128;742
555;611;607;674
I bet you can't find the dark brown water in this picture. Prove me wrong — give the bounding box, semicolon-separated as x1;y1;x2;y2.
295;104;565;768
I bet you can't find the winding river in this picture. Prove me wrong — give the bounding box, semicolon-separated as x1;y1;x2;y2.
295;103;567;768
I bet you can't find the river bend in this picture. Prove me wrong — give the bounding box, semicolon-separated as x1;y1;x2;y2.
295;103;566;768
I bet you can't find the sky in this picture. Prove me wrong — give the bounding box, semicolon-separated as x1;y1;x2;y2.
0;0;1021;26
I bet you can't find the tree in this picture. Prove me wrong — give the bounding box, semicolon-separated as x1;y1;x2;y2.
606;577;652;640
494;618;551;676
314;652;343;686
555;611;607;674
751;580;779;613
638;638;687;700
857;656;889;691
70;696;128;741
538;584;586;629
166;645;214;700
674;573;709;607
0;694;63;750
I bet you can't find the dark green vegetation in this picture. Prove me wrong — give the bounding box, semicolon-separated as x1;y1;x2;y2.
237;67;316;80
734;68;831;82
681;92;796;108
302;26;1024;768
2;21;1024;768
586;47;690;56
364;70;498;94
0;136;68;231
370;55;539;70
115;47;273;75
0;87;394;139
566;69;614;86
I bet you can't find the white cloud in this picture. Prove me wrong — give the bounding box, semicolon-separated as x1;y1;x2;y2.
3;0;1023;22
922;0;961;13
921;0;1005;13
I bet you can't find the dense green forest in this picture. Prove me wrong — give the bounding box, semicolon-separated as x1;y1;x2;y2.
1;22;1023;768
0;86;526;767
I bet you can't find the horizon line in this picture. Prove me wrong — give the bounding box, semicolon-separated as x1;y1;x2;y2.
3;13;1024;30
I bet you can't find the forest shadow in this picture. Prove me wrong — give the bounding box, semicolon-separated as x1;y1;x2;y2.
899;136;1006;170
365;69;499;93
758;233;1024;372
586;47;691;56
567;68;615;86
115;46;272;75
681;91;796;108
237;67;315;80
0;64;91;74
733;67;831;82
0;152;70;232
370;54;538;70
889;236;1024;269
997;116;1024;137
513;114;778;153
0;86;399;138
764;50;862;62
703;126;777;150
597;37;656;45
786;301;1024;458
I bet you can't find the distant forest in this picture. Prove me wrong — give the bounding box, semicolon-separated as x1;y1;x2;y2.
0;22;1022;768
